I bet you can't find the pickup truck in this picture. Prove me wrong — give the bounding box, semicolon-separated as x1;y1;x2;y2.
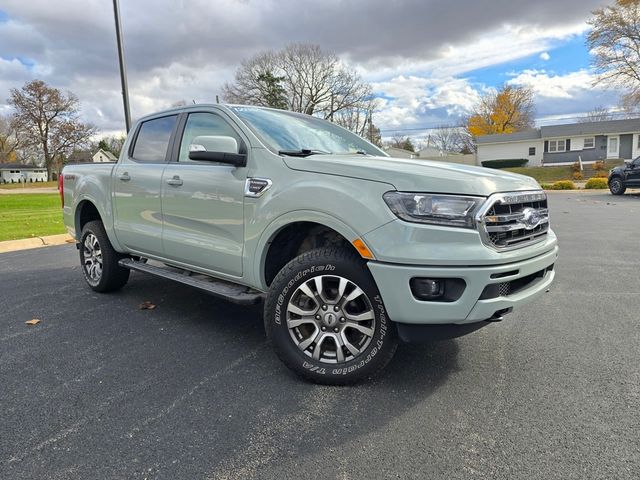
61;104;558;384
608;156;640;195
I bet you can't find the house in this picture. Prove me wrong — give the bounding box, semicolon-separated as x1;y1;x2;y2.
92;149;117;163
383;146;418;158
67;150;93;164
476;118;640;167
417;146;447;157
0;163;48;183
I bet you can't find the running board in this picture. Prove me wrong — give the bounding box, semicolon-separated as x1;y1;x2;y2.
118;258;264;305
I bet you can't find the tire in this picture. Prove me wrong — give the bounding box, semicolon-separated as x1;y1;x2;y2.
79;220;130;292
264;247;398;385
609;177;626;195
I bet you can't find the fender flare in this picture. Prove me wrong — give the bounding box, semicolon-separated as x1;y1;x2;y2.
250;210;364;290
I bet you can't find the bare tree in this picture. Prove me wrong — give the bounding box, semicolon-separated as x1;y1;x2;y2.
9;79;96;178
223;43;374;132
429;124;466;153
387;135;416;152
580;106;614;122
588;1;640;107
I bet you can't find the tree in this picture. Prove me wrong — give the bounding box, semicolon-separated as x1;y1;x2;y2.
8;79;95;177
0;114;21;163
388;135;415;152
428;124;472;153
466;85;535;137
223;43;374;130
93;135;126;158
588;0;640;107
580;106;614;123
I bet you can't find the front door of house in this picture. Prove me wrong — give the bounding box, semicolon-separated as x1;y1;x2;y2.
607;136;620;159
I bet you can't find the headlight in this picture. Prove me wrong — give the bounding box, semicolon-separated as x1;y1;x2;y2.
382;192;484;228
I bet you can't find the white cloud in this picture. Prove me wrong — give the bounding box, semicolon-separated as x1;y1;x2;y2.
540;52;551;61
0;0;616;136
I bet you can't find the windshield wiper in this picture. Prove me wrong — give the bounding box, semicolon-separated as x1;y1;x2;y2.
278;149;331;157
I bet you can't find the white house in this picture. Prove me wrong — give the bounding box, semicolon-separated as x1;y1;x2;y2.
383;146;418;158
92;149;118;162
476;118;640;167
0;163;48;183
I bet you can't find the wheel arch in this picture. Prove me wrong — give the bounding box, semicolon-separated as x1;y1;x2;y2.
73;196;124;251
254;211;369;290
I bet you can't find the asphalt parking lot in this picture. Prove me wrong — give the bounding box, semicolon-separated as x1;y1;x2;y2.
0;191;639;479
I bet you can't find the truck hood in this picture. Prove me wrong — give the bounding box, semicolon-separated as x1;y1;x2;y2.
283;155;541;196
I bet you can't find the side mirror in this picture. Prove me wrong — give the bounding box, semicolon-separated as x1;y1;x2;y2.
188;135;247;167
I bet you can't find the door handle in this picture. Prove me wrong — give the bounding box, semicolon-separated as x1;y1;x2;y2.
166;175;183;186
119;172;131;182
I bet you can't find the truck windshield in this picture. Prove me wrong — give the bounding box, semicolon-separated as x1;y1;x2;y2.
230;106;387;157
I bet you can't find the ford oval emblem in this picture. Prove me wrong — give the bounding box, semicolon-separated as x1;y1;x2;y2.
522;207;542;230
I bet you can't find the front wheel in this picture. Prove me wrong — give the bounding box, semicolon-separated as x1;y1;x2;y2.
264;248;398;385
609;177;626;195
79;220;130;292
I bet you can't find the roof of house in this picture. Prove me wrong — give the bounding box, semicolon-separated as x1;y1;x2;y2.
0;163;41;170
540;118;640;137
475;129;541;145
94;149;117;160
68;150;92;163
476;118;640;145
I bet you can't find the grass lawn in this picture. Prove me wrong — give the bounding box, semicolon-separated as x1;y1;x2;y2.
0;181;58;190
0;193;65;241
504;160;624;183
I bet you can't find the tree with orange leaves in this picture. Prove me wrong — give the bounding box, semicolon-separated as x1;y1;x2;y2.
466;85;536;139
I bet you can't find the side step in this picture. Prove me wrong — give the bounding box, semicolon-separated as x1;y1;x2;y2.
118;258;264;305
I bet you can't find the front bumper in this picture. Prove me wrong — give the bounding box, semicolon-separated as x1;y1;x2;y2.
367;245;558;325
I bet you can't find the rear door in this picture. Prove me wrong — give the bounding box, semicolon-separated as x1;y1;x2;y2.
160;111;247;277
113;114;178;257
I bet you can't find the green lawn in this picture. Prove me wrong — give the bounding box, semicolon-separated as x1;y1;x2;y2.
0;181;58;190
504;160;624;183
0;193;66;241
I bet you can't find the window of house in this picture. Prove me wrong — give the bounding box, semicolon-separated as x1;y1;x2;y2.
528;147;536;156
548;140;565;153
583;137;595;149
131;115;178;162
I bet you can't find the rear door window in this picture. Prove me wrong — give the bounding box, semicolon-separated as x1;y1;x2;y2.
132;115;178;162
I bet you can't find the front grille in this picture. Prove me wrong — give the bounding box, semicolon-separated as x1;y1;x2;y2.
478;191;549;251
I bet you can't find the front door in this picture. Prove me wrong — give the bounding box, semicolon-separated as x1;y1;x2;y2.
607;136;620;159
620;134;633;160
160;111;247;277
113;114;178;257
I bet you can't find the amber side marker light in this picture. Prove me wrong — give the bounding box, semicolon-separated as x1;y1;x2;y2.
352;238;375;260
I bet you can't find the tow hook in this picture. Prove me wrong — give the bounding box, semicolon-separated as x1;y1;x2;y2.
486;307;513;322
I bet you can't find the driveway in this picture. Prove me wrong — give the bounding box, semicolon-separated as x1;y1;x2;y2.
0;192;638;479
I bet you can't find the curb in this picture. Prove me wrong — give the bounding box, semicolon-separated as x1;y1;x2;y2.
0;233;75;254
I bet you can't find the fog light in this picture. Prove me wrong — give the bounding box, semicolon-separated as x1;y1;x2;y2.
410;278;444;301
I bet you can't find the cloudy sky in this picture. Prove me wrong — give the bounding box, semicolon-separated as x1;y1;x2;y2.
0;0;621;139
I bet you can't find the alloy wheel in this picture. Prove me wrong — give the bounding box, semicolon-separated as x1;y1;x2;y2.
286;275;376;364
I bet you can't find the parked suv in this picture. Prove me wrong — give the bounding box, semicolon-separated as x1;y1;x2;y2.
609;157;640;195
60;105;557;384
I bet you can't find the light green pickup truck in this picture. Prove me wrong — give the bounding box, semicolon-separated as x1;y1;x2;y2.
61;105;557;384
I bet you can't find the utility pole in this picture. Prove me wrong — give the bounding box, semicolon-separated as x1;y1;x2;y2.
368;109;373;143
112;0;131;132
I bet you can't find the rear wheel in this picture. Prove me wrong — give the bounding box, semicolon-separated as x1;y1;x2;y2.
79;220;130;292
609;177;626;195
264;247;397;384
